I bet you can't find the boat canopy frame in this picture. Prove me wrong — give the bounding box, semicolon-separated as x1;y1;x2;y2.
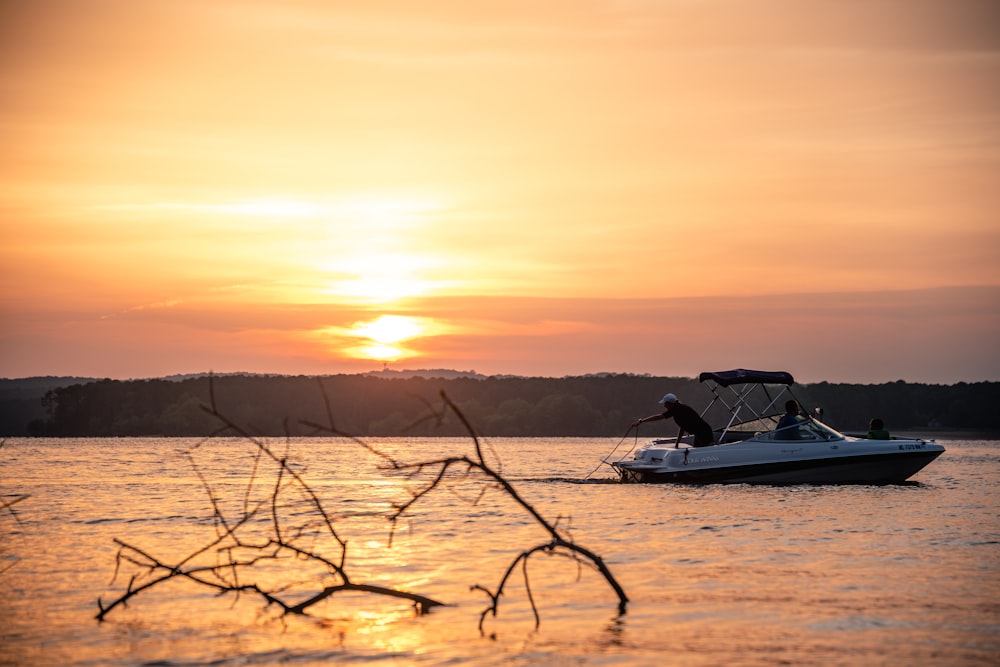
697;369;799;443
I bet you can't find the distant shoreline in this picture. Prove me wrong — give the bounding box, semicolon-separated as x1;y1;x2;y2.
5;373;999;438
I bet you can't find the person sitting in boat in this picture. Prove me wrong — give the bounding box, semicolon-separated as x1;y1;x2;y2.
775;400;802;439
632;393;715;447
867;418;891;440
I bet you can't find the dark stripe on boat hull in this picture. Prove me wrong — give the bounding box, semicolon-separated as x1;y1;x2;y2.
617;450;944;485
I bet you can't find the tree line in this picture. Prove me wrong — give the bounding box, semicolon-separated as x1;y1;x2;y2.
4;373;999;438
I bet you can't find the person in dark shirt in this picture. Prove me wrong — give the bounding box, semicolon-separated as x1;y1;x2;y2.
775;400;802;439
866;418;891;440
632;393;715;447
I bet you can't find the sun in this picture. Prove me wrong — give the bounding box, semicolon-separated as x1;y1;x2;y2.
353;315;424;345
320;314;448;363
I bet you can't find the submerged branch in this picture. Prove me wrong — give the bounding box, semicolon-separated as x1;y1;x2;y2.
377;391;629;627
96;379;626;631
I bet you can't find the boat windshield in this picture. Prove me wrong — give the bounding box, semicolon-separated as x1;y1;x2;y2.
755;417;845;442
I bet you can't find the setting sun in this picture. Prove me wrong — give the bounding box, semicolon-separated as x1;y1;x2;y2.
354;315;425;345
314;315;452;363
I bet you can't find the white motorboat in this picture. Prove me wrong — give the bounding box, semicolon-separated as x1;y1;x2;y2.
608;369;945;484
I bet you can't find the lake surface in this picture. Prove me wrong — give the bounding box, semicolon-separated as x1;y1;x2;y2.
1;435;998;666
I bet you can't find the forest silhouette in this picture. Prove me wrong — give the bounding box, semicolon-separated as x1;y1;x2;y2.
4;372;998;438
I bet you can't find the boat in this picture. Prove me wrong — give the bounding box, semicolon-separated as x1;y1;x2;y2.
608;369;945;484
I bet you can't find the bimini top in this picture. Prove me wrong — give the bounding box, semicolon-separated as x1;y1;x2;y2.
698;369;795;387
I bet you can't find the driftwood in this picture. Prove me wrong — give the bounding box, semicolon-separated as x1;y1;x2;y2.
97;380;628;630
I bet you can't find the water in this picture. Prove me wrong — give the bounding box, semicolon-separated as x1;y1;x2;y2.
1;436;997;666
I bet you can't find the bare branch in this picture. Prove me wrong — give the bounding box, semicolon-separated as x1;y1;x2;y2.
1;440;29;573
0;494;29;522
96;381;627;633
370;391;629;627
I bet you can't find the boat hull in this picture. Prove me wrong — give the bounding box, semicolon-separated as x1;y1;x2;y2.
615;450;943;484
612;440;945;485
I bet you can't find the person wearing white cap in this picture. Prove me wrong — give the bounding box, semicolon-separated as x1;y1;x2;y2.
631;392;715;447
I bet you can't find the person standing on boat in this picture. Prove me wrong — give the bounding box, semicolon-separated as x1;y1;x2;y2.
632;393;715;447
775;400;802;439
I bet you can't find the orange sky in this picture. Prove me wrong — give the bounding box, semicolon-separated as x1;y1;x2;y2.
2;0;999;383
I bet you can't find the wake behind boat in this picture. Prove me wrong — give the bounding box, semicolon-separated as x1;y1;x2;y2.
608;369;945;484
